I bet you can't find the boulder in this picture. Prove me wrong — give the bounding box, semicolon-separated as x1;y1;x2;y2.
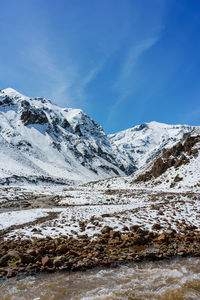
101;226;112;234
41;256;53;268
56;244;68;254
53;256;64;268
19;254;33;264
0;255;10;267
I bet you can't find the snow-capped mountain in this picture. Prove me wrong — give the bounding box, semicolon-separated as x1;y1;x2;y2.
89;128;200;192
0;88;125;184
129;127;200;191
0;88;198;186
132;126;200;185
109;121;195;172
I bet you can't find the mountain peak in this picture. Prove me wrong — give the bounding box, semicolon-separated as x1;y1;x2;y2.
148;121;168;127
2;88;28;99
142;121;177;129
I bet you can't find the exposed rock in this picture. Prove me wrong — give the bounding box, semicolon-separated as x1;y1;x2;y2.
42;256;53;268
56;244;69;254
130;225;140;232
19;254;33;264
152;223;162;230
26;248;36;256
101;226;112;234
0;255;10;267
36;247;46;256
133;133;200;182
7;250;20;259
7;268;16;278
157;233;168;243
20;107;48;126
53;256;64;268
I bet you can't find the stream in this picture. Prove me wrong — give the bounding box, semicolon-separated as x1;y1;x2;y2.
1;257;200;299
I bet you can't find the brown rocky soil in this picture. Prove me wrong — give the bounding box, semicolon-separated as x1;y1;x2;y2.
1;226;200;279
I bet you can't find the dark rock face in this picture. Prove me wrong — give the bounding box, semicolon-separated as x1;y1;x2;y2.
136;123;148;131
152;135;200;178
152;157;175;178
20;106;48;126
134;134;200;182
42;256;53;267
0;96;13;106
0;254;10;266
62;119;70;129
133;171;152;183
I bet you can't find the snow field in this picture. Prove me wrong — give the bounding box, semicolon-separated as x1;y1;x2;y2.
1;186;199;240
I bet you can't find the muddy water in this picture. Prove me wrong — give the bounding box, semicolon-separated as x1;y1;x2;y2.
1;257;200;300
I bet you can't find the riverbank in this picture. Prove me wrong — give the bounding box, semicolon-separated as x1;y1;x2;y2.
2;257;200;300
1;225;200;279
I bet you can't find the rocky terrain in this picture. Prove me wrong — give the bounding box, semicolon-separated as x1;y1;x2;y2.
133;131;200;184
1;223;200;279
0;184;200;279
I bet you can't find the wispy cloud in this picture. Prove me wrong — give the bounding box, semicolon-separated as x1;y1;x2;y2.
73;61;106;102
27;41;107;108
120;37;158;82
103;35;160;129
111;36;159;110
27;43;78;105
115;36;159;100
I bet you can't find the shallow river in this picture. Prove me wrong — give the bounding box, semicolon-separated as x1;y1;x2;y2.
1;257;200;300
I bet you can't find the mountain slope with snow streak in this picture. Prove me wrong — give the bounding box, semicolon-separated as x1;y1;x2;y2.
0;88;125;184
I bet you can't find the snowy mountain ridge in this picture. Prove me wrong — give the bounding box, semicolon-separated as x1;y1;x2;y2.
0;88;198;185
109;121;195;171
90;127;200;192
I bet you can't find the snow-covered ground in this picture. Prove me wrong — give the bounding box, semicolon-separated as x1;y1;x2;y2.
1;185;199;241
0;209;50;230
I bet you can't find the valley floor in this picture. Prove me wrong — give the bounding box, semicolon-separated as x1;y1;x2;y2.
0;184;200;278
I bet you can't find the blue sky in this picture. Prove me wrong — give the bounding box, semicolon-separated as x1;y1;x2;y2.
0;0;200;133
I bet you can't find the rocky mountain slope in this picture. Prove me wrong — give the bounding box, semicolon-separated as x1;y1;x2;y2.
91;128;200;192
109;121;195;172
131;128;200;191
0;88;125;184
